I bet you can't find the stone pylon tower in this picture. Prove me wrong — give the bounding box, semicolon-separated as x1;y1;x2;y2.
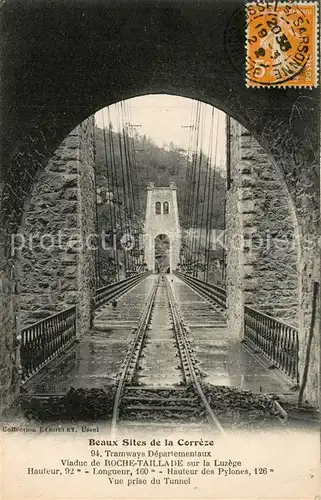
144;182;181;273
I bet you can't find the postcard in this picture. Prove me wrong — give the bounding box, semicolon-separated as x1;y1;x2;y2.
0;1;320;499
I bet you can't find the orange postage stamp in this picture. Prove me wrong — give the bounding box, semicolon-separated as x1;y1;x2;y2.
246;1;318;87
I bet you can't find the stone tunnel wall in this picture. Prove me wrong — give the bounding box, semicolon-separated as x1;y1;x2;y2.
77;118;97;334
226;117;299;339
0;247;18;412
18;117;96;335
226;117;320;407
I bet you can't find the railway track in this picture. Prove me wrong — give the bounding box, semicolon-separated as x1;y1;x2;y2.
111;274;226;436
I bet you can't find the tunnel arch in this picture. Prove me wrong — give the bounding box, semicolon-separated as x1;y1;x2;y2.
1;0;318;231
0;0;319;410
10;89;320;406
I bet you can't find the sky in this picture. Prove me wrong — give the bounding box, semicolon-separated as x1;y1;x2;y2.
95;94;227;170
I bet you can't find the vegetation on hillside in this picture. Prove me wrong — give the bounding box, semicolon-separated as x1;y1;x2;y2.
94;126;226;227
94;126;226;283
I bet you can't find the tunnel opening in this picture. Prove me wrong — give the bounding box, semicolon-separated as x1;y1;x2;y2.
0;0;318;412
15;93;314;410
18;94;301;327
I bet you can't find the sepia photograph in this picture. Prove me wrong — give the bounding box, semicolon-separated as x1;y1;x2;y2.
0;0;320;499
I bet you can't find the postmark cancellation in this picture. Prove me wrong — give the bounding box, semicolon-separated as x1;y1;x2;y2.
246;1;319;87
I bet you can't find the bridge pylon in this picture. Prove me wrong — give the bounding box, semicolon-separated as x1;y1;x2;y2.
144;182;181;273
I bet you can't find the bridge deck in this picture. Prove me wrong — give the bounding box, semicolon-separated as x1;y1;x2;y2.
23;276;155;394
170;276;292;395
23;274;293;398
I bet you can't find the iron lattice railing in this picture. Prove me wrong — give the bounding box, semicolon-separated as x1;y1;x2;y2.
244;306;299;383
94;271;150;309
20;306;77;382
19;272;150;383
176;271;299;382
174;271;227;309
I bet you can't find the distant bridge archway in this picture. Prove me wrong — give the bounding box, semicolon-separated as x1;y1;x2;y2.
154;234;170;274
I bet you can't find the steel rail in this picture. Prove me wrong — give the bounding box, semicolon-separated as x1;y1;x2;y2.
164;278;226;436
111;274;226;436
110;275;160;434
175;272;298;383
173;273;289;421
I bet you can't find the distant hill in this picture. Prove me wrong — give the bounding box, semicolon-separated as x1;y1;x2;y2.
94;126;226;229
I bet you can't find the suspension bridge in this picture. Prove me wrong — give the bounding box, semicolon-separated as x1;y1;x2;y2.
5;98;317;432
19;270;296;432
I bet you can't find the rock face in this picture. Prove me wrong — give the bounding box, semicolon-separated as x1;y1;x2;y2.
18;117;97;336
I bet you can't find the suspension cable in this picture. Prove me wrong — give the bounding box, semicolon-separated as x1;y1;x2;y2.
187;102;201;268
221;175;227;285
101;109;118;282
197;107;214;281
126;100;139;216
123;100;140;272
203;107;216;282
184;100;195;230
121;101;134;273
205;111;220;282
185;102;198;263
190;102;203;275
115;102;130;274
121;101;135;218
193;102;206;277
111;104;126;278
93;123;101;288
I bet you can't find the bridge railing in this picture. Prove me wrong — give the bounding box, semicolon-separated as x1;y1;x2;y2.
94;271;151;309
244;306;299;383
19;272;150;383
174;271;226;309
176;271;299;382
20;306;77;382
